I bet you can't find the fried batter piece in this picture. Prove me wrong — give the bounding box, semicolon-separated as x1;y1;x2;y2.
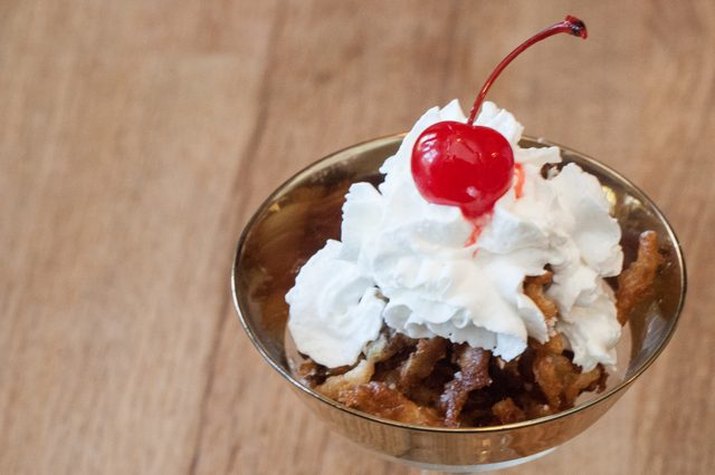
492;397;526;424
617;230;663;325
439;346;492;427
532;351;606;410
304;329;609;427
338;381;443;427
316;330;416;400
381;330;416;356
524;272;559;325
316;358;376;400
533;333;565;355
398;337;448;391
296;359;354;386
296;360;327;386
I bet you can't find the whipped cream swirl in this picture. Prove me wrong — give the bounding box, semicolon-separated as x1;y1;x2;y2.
286;101;623;371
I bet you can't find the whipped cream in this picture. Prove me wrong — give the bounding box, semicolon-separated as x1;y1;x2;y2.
286;101;623;371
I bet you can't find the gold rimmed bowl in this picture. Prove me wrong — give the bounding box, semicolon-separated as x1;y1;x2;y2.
232;135;686;472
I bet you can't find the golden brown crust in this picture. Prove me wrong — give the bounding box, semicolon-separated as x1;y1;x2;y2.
381;330;416;357
398;337;448;391
304;330;610;427
338;381;443;427
524;271;559;323
317;359;376;400
439;346;492;427
533;350;606;410
492;397;527;424
617;230;663;325
533;332;566;355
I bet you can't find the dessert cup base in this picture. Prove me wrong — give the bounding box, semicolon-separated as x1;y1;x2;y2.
234;134;686;475
378;447;557;473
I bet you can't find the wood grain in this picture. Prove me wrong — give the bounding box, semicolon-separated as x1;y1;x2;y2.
1;1;713;474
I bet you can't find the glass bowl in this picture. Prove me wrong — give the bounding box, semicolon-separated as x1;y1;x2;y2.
232;134;686;472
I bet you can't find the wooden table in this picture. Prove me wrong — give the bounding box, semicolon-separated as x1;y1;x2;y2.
2;1;713;473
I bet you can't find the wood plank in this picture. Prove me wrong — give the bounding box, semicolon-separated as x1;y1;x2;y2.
0;1;280;473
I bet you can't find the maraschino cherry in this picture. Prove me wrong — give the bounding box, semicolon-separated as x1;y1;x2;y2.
411;15;587;219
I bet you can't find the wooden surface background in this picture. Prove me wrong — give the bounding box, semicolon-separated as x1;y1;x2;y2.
1;1;714;474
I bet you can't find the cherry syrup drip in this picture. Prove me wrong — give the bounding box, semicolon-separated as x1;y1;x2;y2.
412;16;587;224
513;163;525;199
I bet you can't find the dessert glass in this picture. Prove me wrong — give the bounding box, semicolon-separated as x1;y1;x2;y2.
232;134;686;472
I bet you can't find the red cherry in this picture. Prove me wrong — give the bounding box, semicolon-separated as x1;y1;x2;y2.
411;15;587;220
412;122;514;218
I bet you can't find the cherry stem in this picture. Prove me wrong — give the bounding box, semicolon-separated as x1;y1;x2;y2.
466;15;587;125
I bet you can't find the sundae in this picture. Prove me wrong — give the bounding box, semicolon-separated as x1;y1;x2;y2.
285;16;662;427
